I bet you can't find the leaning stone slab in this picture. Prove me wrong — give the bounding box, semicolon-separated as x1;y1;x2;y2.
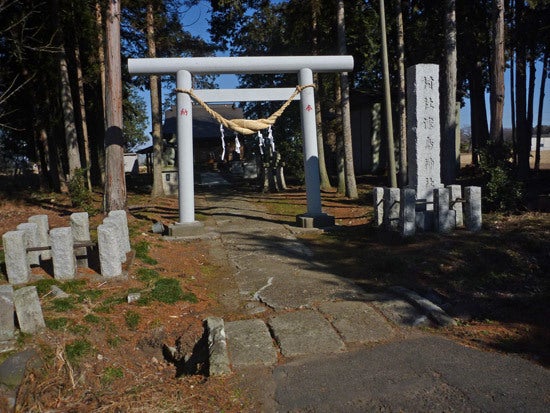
0;286;15;341
16;222;40;266
390;286;457;327
318;301;395;344
2;231;30;285
13;286;45;334
108;210;131;254
103;216;126;262
28;215;50;260
0;348;42;388
70;212;90;267
50;227;76;280
205;317;231;376
225;319;277;368
268;310;345;358
97;224;122;277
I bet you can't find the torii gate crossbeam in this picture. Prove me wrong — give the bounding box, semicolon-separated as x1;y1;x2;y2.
127;55;354;233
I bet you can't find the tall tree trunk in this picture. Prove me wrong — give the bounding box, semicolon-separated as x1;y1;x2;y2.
510;52;517;164
337;0;357;199
515;1;529;179
534;50;548;172
147;2;164;197
441;0;458;184
312;0;332;191
59;46;82;180
395;0;407;187
74;44;92;190
526;57;536;140
490;0;505;145
469;63;490;165
104;0;126;212
96;1;106;185
334;81;346;195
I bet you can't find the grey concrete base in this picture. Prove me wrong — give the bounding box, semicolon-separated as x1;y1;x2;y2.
318;301;396;344
268;310;345;357
225;319;277;368
296;213;335;229
168;221;205;237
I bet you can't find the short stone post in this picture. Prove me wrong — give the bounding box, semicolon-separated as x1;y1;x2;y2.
447;185;463;227
70;212;90;267
50;227;76;280
434;188;454;233
373;187;385;227
103;217;127;263
28;215;50;260
16;222;40;266
399;188;416;237
383;188;400;231
108;210;131;254
464;186;482;232
2;231;30;285
0;285;15;341
97;224;122;277
13;286;45;334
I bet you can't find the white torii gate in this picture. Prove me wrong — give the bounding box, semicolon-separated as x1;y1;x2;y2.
127;56;354;234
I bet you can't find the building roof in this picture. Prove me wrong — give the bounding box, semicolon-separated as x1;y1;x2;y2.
163;104;244;138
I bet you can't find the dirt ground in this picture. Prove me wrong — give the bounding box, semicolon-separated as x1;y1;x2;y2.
0;171;549;411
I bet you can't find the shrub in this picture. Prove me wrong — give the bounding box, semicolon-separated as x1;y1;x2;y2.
68;168;94;213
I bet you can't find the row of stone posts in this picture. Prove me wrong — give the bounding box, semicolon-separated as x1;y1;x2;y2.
373;185;482;237
2;210;131;285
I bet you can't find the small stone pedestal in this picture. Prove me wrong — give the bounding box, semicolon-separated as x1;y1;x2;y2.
168;221;205;237
296;213;335;229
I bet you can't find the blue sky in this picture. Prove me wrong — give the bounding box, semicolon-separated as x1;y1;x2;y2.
138;1;549;136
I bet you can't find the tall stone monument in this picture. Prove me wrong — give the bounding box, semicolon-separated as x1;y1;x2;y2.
406;64;442;228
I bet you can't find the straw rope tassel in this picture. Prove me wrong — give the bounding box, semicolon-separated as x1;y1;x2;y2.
175;84;315;135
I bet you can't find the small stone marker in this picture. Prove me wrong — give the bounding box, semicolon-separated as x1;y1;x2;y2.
70;212;90;267
383;187;400;231
108;210;131;254
407;64;441;227
399;188;416;237
464;186;482;232
13;286;45;334
0;285;15;341
373;187;384;227
97;224;122;277
103;216;126;263
50;227;76;280
16;222;40;266
2;231;30;285
225;319;277;368
205;316;231;376
434;188;454;233
28;215;50;260
447;185;463;227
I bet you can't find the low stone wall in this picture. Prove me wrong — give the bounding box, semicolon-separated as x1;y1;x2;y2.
373;185;482;237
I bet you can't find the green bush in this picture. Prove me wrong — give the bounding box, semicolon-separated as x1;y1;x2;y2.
68;168;94;213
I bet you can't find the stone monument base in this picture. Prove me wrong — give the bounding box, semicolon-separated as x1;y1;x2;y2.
168;221;205;237
296;213;335;229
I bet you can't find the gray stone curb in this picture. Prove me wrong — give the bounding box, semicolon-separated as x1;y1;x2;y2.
204;316;231;376
390;286;457;327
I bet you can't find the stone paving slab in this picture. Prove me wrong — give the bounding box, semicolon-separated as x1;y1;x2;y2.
225;319;278;368
317;301;396;344
268;310;345;357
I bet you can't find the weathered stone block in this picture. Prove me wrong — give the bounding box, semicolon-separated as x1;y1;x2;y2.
50;227;76;280
103;216;126;262
108;210;131;254
16;222;40;266
373;187;384;227
13;286;45;334
447;185;464;227
2;231;30;285
70;212;90;267
400;188;416;237
434;188;454;233
464;186;482;232
383;187;400;231
0;285;15;341
97;224;122;277
28;215;50;260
